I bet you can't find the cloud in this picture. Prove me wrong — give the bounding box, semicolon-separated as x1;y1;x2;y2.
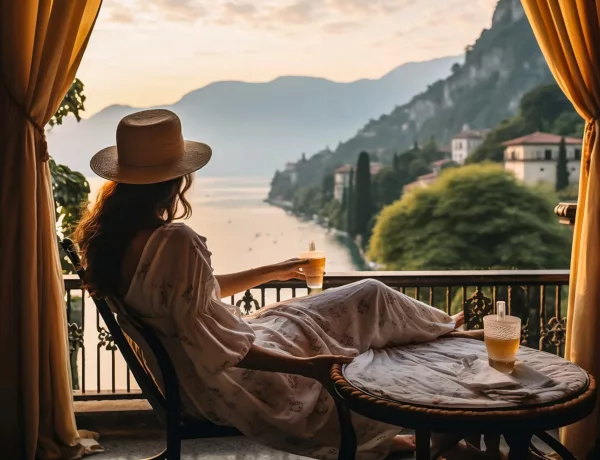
327;0;417;15
221;1;258;17
217;0;318;28
271;0;319;24
108;6;135;23
148;0;208;22
105;0;208;25
213;0;405;31
322;20;361;35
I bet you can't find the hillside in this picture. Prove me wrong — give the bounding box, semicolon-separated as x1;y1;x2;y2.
46;56;460;177
280;0;554;190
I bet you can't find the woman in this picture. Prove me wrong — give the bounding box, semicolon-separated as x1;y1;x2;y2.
75;110;467;459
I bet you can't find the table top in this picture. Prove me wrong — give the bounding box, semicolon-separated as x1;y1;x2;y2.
331;338;596;433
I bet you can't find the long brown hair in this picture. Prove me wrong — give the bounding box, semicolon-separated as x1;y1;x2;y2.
74;174;193;297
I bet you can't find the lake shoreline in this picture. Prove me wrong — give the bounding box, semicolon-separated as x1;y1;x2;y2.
266;198;370;271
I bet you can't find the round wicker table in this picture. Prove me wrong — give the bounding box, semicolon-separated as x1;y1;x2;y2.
330;339;596;460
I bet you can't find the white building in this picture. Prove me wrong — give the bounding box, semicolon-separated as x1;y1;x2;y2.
451;130;486;164
333;162;383;202
503;132;582;186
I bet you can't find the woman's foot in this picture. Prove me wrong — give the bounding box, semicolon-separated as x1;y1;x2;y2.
446;329;485;341
389;434;416;453
452;311;465;329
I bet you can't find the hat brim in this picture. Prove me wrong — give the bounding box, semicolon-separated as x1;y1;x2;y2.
90;140;212;185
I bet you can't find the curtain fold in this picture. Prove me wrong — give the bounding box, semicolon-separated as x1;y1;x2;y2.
0;1;102;459
522;1;600;457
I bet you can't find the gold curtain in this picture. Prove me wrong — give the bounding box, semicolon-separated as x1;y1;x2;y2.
0;1;102;459
522;0;600;457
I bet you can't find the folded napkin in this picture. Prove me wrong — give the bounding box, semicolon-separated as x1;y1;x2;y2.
453;355;562;403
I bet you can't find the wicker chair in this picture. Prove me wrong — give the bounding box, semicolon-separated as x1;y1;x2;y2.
60;238;241;460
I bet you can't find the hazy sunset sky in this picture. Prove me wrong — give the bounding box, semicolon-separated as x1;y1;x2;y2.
78;0;499;116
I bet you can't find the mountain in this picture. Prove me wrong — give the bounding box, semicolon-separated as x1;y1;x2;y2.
47;56;461;177
281;0;554;190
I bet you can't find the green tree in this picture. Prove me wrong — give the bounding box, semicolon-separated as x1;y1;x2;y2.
422;135;444;162
325;198;343;229
292;186;321;216
346;168;355;236
320;173;334;205
51;160;90;239
268;170;292;201
392;152;400;172
552;111;584;137
519;84;573;131
369;164;571;270
354;152;374;245
468;83;583;164
373;166;403;209
50;79;91;271
49;78;86;127
556;137;569;192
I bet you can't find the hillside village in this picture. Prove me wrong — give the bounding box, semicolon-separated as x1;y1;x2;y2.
267;0;582;272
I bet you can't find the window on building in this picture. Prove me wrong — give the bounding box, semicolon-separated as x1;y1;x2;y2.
540;168;545;171
575;148;581;160
458;141;463;149
511;151;516;160
544;149;552;160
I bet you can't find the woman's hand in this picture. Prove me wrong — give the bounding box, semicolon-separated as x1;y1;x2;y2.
298;355;355;390
270;258;309;281
216;258;310;296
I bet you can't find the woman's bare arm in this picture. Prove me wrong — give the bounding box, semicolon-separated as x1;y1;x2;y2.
237;343;353;388
216;258;308;297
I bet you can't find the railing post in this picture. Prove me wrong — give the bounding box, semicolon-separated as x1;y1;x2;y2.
555;202;577;226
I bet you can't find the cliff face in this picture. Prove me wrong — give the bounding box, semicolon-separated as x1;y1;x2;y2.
287;0;553;190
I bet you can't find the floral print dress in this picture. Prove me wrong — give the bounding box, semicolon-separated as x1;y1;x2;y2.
124;223;456;460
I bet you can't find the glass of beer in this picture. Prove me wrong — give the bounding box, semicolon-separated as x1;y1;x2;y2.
299;241;326;293
483;302;521;373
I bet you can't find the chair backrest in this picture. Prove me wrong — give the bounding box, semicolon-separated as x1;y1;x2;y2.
60;238;182;424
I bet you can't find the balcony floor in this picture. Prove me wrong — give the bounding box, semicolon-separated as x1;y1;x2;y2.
77;401;557;459
90;433;560;460
93;435;310;459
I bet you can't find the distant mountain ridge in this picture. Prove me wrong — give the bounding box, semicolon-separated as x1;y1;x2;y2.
47;56;461;177
280;0;555;190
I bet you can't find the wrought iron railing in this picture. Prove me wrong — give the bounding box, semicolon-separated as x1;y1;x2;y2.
64;270;569;400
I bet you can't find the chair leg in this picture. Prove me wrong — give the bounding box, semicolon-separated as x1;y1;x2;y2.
415;430;431;460
534;431;577;460
505;433;532;459
166;426;182;460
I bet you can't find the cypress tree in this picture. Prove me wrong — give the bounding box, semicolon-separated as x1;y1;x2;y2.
346;168;355;236
393;152;400;172
556;137;569;191
354;151;374;244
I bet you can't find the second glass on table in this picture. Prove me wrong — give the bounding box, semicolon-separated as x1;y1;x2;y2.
299;241;326;292
483;301;521;373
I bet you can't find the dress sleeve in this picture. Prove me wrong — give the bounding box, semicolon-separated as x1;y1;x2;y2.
150;225;256;375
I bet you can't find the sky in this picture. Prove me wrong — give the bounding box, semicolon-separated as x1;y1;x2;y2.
78;0;499;116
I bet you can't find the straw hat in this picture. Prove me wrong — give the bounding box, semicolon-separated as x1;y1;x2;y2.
90;109;212;184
